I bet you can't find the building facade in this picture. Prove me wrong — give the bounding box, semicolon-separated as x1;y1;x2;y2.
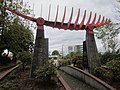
68;45;83;54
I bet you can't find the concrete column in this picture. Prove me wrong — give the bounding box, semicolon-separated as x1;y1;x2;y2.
86;30;100;73
30;26;49;78
83;41;89;69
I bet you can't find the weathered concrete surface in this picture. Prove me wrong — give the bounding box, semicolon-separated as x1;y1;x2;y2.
30;27;48;77
83;41;89;69
86;31;101;72
60;66;116;90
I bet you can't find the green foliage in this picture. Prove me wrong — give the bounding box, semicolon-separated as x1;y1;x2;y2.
3;18;34;54
0;82;16;90
0;0;34;56
7;73;17;80
62;51;82;67
52;50;60;55
17;51;32;69
75;60;83;69
34;63;57;82
94;67;113;80
58;59;71;66
64;51;82;60
95;22;119;53
106;60;120;81
99;51;120;65
94;60;120;82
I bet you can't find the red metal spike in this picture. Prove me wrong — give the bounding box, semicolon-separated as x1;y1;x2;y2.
54;5;59;26
98;16;104;27
95;15;101;27
102;18;108;26
85;11;92;28
74;8;80;28
79;10;86;28
102;18;111;26
91;13;96;25
67;7;73;28
61;6;66;27
108;19;111;23
48;4;51;21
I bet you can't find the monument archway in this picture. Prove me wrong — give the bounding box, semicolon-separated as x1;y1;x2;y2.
1;5;110;76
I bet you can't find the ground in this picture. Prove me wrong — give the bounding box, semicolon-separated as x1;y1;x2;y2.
0;66;65;90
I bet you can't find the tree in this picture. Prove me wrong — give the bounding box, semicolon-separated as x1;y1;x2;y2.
0;0;34;56
17;51;32;69
3;19;34;54
115;0;120;20
52;50;60;55
95;22;119;53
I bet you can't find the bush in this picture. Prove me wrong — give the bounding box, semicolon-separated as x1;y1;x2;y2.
0;82;16;90
94;60;120;82
17;51;32;69
94;67;113;80
34;63;57;82
106;60;120;81
75;60;83;69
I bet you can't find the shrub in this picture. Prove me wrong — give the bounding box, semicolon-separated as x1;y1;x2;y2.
34;63;57;82
76;60;83;69
106;60;120;81
7;73;17;80
0;82;16;90
17;51;32;69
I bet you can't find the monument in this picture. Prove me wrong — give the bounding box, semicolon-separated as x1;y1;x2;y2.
2;5;110;73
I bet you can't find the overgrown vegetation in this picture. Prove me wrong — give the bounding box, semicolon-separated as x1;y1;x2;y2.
17;51;32;69
59;51;83;69
0;0;34;65
94;51;120;88
34;62;57;82
0;82;16;90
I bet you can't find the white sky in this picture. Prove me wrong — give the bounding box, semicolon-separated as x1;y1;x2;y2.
23;0;120;54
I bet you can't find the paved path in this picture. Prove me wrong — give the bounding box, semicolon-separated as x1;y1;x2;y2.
0;65;19;80
58;70;96;90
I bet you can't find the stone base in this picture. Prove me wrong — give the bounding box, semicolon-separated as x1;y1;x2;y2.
30;38;48;78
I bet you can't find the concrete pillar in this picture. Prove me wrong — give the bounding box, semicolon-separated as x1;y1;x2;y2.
86;30;100;73
30;26;48;78
83;41;89;69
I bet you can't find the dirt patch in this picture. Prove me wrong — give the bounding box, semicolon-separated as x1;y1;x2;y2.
0;66;65;90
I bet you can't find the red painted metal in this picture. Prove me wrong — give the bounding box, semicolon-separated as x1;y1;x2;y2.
95;15;101;26
85;11;92;29
79;10;86;29
98;16;105;27
91;13;96;25
67;7;73;29
4;6;36;22
1;5;111;32
61;6;66;27
74;8;80;29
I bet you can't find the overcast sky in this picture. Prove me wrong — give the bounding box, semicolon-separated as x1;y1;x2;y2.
23;0;120;54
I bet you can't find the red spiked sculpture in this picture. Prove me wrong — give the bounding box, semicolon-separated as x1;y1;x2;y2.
1;5;111;73
2;5;110;32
